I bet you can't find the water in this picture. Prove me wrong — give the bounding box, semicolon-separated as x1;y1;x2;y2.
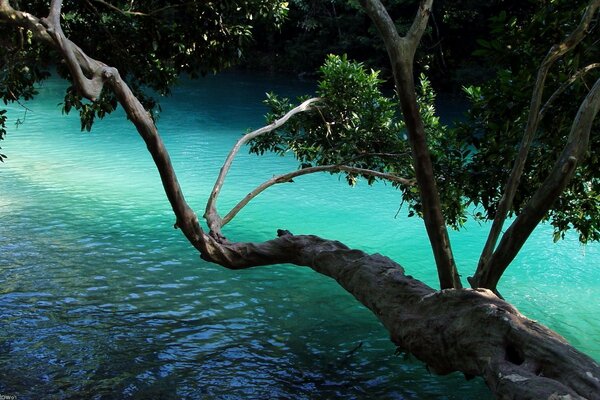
0;72;598;399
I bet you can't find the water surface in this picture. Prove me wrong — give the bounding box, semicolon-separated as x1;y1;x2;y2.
0;72;598;399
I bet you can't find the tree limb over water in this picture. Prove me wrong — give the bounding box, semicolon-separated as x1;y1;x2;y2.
1;0;600;398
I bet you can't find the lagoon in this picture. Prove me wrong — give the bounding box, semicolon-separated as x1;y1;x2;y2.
0;72;598;399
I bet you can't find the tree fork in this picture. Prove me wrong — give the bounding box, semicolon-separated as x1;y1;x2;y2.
473;77;600;292
362;0;461;290
473;0;600;289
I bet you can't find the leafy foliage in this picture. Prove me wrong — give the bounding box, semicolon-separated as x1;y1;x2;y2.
0;0;289;132
2;0;598;245
457;0;600;243
246;0;526;88
251;54;470;228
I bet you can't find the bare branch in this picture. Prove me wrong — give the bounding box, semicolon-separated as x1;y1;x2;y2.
204;97;320;234
221;165;415;227
363;0;461;290
540;63;600;119
405;0;434;56
40;0;106;100
474;77;600;293
7;89;33;113
474;0;600;285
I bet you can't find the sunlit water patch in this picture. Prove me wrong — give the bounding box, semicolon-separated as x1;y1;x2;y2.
0;72;598;399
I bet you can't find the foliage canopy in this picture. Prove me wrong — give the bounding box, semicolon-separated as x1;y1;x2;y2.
1;0;598;244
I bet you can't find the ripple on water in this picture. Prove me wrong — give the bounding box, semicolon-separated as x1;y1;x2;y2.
2;74;597;399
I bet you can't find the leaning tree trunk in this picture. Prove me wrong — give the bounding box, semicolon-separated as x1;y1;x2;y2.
199;231;600;399
1;1;600;399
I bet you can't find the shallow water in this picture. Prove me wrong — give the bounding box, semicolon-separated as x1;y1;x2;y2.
0;72;598;399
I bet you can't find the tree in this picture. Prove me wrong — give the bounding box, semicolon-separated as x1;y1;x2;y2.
1;0;600;398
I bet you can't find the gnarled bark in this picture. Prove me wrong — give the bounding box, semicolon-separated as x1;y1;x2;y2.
199;230;600;399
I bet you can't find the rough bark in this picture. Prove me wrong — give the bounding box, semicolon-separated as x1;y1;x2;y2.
362;0;461;290
2;1;600;399
199;231;600;400
473;0;600;289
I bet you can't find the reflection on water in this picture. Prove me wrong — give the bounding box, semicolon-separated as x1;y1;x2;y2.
0;72;598;399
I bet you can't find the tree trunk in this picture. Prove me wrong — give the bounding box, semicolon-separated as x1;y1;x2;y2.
200;230;600;399
361;0;462;290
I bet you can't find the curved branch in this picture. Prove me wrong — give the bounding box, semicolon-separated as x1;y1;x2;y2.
475;77;600;292
0;0;205;251
221;165;415;227
204;97;320;235
474;0;600;286
41;0;105;100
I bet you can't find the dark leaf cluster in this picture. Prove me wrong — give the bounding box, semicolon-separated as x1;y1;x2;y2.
458;0;599;243
250;54;471;228
1;0;289;134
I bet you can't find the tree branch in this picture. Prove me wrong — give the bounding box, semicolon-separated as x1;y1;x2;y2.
363;0;461;290
198;231;600;399
221;165;415;227
361;0;404;59
405;0;433;57
0;1;53;43
474;77;600;292
204;97;320;236
3;4;600;398
473;0;600;288
0;0;206;252
41;0;105;100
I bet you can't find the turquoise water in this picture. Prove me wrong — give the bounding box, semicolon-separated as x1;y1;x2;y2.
0;72;598;399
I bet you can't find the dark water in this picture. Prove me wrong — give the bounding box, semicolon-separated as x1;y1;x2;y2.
0;72;598;399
